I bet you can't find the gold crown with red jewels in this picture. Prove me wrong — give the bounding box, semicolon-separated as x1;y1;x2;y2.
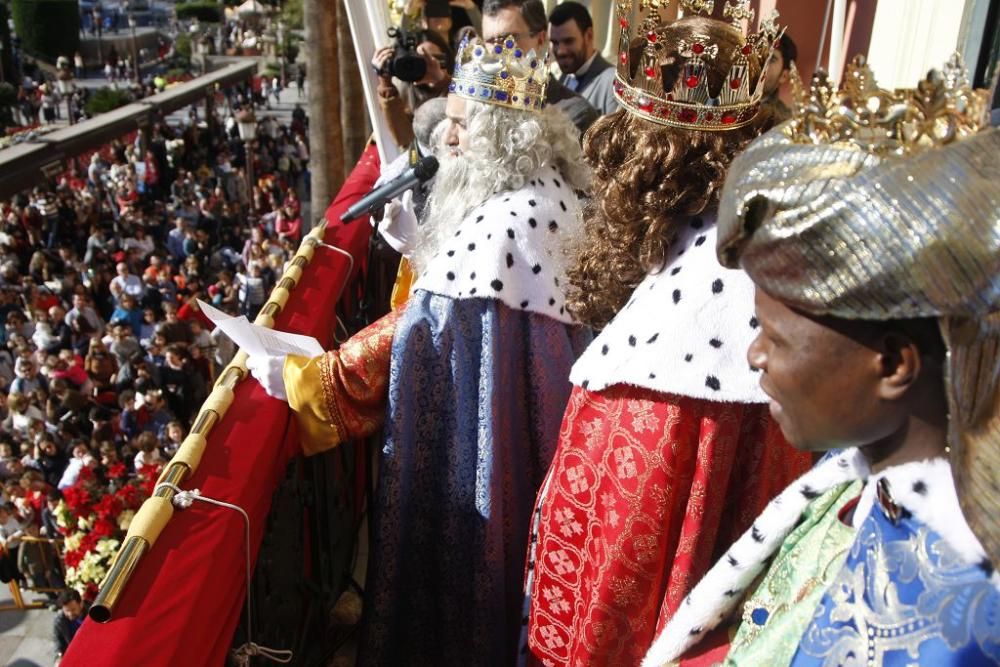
613;0;783;130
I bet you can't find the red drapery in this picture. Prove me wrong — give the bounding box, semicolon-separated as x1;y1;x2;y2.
64;144;382;666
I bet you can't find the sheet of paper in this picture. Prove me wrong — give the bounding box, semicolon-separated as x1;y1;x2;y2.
197;300;324;358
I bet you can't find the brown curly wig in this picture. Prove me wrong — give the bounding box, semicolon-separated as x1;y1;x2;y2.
566;16;777;329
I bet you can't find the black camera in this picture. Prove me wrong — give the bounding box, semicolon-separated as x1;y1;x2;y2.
379;27;427;83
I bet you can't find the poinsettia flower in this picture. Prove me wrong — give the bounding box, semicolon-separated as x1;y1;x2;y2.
92;518;117;539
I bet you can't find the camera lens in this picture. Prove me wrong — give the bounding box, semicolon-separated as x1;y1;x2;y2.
391;51;427;82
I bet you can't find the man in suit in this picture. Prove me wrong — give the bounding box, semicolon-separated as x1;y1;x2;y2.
482;0;600;134
549;1;619;115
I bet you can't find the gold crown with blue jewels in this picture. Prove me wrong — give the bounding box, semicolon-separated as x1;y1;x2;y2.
449;36;549;112
615;0;783;130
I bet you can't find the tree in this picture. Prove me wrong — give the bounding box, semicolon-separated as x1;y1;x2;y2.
304;0;343;216
280;0;303;30
10;0;80;64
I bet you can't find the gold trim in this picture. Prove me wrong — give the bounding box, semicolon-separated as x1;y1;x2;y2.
90;221;330;622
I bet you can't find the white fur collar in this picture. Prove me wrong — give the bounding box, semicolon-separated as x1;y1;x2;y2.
641;452;996;667
569;217;768;402
413;165;580;324
855;457;989;567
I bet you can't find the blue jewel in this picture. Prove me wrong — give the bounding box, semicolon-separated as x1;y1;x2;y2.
750;608;769;626
505;39;515;48
468;86;475;94
512;95;519;102
514;49;523;58
449;83;456;92
494;45;503;54
530;60;538;68
474;47;483;57
524;97;530;105
500;71;509;79
495;91;508;101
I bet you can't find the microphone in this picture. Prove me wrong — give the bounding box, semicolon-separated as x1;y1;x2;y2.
340;155;439;222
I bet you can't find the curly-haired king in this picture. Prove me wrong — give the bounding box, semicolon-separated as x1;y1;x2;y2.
566;16;777;329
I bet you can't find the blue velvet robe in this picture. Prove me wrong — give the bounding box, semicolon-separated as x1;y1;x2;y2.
358;290;591;666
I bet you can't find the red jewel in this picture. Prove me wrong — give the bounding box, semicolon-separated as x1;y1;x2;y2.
647;31;658;43
644;66;656;78
721;112;737;124
666;92;674;101
730;78;742;89
692;43;705;54
705;112;715;121
679;108;698;123
742;45;752;55
686;75;700;88
638;97;654;112
613;79;624;94
620;52;628;64
619;17;629;29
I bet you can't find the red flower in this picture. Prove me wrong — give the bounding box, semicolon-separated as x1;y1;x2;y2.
64;549;83;569
115;484;145;511
79;533;100;555
84;582;100;603
92;518;117;539
107;462;127;480
63;486;93;519
78;466;96;482
93;495;123;521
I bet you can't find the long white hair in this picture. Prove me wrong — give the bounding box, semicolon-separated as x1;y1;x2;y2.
411;99;590;273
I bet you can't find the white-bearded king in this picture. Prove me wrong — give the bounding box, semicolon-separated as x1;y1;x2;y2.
247;36;592;666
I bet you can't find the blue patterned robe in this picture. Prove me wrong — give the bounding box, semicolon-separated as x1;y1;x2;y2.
357;290;591;666
791;478;1000;666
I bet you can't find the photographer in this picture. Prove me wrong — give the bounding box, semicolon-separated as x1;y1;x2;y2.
372;30;455;148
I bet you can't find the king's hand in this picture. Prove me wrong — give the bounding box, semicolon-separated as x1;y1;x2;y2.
246;353;289;402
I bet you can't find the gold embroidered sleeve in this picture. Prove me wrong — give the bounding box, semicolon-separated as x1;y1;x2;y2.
283;309;401;456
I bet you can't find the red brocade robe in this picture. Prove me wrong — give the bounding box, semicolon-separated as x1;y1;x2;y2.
525;216;812;666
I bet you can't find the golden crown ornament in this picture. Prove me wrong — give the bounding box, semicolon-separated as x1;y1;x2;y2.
449;36;549;112
613;0;783;130
787;53;992;157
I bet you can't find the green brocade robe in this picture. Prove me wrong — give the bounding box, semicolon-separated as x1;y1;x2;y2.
725;481;862;666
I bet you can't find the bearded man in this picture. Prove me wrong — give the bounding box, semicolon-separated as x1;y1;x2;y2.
247;37;591;666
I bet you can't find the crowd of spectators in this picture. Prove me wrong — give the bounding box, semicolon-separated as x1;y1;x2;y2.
0;87;309;617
